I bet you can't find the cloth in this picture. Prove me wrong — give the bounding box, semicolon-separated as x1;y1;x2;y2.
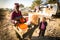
39;29;45;36
17;23;28;31
39;21;47;37
41;22;45;30
28;13;39;25
39;21;47;30
11;11;22;20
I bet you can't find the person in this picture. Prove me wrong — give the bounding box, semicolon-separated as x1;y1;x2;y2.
23;13;40;40
39;17;47;37
34;5;40;12
11;3;23;25
11;3;23;40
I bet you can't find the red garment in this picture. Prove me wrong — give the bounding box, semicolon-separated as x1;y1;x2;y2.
41;22;45;30
11;11;22;20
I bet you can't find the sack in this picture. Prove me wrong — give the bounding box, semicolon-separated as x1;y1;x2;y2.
17;23;28;31
31;14;39;25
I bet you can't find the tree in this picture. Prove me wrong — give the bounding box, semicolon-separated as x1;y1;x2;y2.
31;0;42;9
56;0;60;13
47;0;57;4
19;4;24;8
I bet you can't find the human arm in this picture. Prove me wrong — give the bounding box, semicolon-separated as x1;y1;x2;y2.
39;22;42;29
11;11;18;24
45;22;47;26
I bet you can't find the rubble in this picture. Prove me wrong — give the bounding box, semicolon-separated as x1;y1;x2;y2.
45;19;60;37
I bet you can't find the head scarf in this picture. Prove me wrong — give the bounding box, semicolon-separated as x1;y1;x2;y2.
14;3;19;8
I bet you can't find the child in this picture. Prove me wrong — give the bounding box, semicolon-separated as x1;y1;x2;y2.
39;17;47;37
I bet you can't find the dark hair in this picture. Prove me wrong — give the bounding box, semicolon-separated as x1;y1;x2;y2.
43;17;46;20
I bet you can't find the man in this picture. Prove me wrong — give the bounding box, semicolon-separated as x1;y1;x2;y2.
11;3;23;40
23;13;40;40
11;3;23;25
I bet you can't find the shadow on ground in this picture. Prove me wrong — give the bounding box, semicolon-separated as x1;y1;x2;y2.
31;36;60;40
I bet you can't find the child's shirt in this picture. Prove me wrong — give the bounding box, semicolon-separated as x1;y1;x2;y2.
39;21;47;30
